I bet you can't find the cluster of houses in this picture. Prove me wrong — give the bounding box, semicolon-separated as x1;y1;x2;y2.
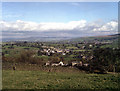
45;61;89;67
41;46;70;56
40;46;92;68
45;61;65;66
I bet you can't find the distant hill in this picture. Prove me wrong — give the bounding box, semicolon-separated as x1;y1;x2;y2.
2;34;119;43
64;34;119;43
2;37;72;42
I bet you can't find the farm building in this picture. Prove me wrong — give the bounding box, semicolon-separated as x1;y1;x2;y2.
45;61;64;66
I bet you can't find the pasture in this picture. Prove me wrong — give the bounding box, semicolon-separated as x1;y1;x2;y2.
2;69;119;89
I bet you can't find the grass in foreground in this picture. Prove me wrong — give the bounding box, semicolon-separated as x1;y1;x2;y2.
2;70;120;89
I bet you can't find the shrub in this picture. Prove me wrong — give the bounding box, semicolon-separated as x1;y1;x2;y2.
15;50;35;63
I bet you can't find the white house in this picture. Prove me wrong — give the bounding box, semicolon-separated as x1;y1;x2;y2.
51;63;60;66
62;53;66;55
45;61;50;66
83;63;89;67
45;61;64;66
59;61;64;66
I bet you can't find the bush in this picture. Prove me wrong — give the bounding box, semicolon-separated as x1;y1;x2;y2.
29;57;44;65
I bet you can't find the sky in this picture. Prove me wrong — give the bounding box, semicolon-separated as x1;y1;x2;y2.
1;2;118;39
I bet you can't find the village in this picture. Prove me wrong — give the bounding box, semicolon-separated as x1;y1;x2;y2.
2;39;119;74
38;45;90;68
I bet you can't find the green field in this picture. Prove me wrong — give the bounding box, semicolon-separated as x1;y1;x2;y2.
2;70;119;89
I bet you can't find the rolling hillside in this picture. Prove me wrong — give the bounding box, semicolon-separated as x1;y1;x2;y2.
67;34;119;43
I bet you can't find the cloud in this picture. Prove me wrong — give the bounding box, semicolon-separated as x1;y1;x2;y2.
1;20;118;38
93;21;118;32
0;20;87;31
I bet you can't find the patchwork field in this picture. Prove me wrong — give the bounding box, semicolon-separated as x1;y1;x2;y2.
2;70;119;89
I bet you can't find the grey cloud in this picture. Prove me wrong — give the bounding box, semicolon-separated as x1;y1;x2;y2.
1;20;118;39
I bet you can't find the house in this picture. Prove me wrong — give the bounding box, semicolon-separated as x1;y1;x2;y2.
72;61;82;66
82;56;86;59
50;47;54;49
89;44;92;47
47;52;51;56
90;56;93;59
57;50;63;53
82;46;85;49
83;63;89;67
64;49;70;53
43;49;47;52
59;61;64;66
51;61;65;66
45;61;64;66
51;62;60;66
56;49;63;53
62;53;66;55
51;50;55;53
45;61;50;66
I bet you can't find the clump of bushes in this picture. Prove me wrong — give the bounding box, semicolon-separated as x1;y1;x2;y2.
16;50;35;63
2;50;44;65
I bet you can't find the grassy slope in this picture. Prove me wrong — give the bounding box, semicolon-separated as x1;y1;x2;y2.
2;70;119;89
